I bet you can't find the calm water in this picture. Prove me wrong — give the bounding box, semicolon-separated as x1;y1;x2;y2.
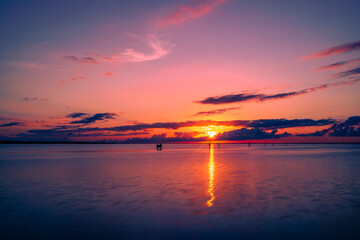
0;144;359;240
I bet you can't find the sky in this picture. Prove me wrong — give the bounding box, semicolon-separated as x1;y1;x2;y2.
0;0;359;143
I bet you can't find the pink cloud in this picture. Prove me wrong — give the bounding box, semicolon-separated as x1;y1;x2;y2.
57;80;66;86
303;40;360;59
159;0;230;28
8;61;44;69
72;72;87;81
23;97;48;101
121;35;174;62
102;72;114;76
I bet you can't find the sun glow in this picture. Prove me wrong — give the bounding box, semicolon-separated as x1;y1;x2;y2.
207;131;217;138
205;125;219;138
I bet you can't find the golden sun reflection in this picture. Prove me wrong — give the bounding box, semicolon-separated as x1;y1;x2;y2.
206;145;215;207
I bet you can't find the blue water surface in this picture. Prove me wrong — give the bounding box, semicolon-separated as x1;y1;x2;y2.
0;143;359;240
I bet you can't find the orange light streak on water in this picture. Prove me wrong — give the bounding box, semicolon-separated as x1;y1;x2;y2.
206;145;215;207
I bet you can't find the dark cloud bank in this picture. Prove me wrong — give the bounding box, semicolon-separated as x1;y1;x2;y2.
3;113;359;142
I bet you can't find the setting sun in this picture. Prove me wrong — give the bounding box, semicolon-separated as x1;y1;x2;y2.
207;131;217;138
204;125;219;138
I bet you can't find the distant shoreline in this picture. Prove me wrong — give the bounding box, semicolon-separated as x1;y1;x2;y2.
0;141;359;145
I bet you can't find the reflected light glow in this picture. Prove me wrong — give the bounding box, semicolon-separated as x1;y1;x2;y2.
206;146;215;207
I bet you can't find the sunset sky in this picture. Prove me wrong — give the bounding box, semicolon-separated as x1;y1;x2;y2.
0;0;359;142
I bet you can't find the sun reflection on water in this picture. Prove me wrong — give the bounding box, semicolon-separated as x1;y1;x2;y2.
206;145;215;207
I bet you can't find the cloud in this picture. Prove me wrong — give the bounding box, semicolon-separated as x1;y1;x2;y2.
329;116;360;136
72;72;87;81
23;97;48;101
194;107;240;116
159;0;230;28
22;118;334;138
298;116;360;137
336;67;360;78
123;128;292;143
247;118;335;130
70;113;117;124
8;61;44;69
0;122;21;127
64;35;174;65
66;112;88;118
195;79;360;105
304;40;360;59
102;72;114;76
63;131;149;138
101;118;333;132
217;128;291;140
122;132;202;143
6;114;358;142
64;56;99;64
316;58;360;71
121;35;174;62
57;80;66;86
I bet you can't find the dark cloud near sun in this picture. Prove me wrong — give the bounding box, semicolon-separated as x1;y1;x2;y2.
122;132;202;143
195;79;360;105
217;128;291;140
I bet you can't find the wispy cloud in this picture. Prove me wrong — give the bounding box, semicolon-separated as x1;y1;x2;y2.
64;35;174;65
8;61;45;69
194;107;239;116
121;35;175;62
23;97;48;101
316;58;360;71
304;40;360;59
336;67;360;78
159;0;230;28
57;80;66;87
195;79;360;105
64;56;99;64
102;72;114;76
0;122;22;127
72;72;87;81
